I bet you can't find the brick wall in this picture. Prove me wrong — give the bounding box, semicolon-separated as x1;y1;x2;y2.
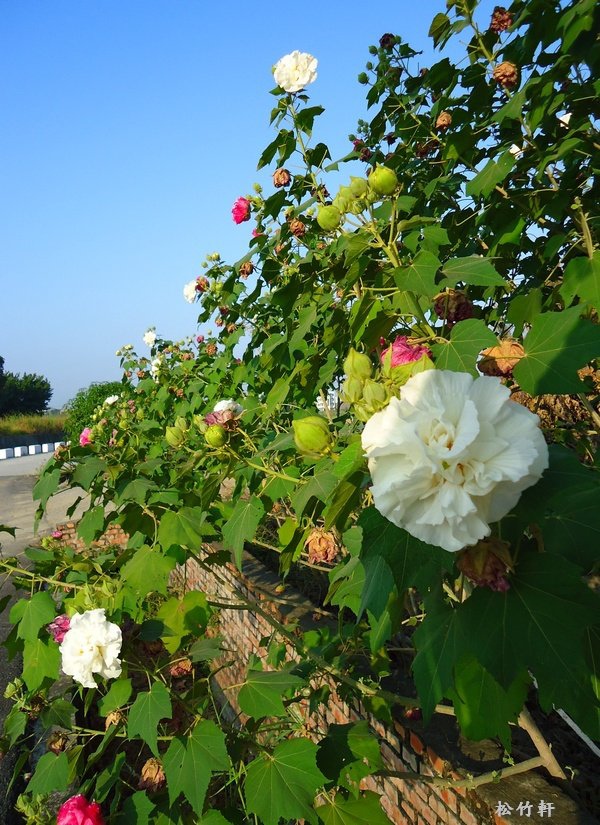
54;524;591;825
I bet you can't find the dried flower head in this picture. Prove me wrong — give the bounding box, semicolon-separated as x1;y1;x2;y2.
490;6;513;32
289;218;307;238
273;168;291;188
138;757;166;792
239;261;254;279
479;340;525;377
435;111;452;131
305;528;340;564
433;289;474;327
169;658;193;679
493;61;518;89
457;537;512;591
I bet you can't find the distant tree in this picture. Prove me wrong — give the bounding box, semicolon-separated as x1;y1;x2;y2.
0;359;53;416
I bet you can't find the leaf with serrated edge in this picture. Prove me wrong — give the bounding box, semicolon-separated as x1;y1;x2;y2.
222;496;264;569
238;668;304;718
432;319;496;376
163;721;229;815
316;791;392;825
127;682;172;756
245;738;326;825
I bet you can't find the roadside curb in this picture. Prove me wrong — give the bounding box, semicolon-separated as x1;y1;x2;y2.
0;442;64;461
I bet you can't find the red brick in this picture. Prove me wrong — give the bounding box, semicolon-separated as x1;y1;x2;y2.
459;802;484;825
439;788;458;813
426;745;449;776
409;731;425;755
394;720;407;741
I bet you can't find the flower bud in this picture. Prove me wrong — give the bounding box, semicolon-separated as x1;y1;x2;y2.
344;348;372;380
368;165;398;196
358;72;369;84
316;205;342;231
341;376;365;404
292;416;332;456
349;176;368;197
362;379;389;411
205;424;228;448
165;426;186;448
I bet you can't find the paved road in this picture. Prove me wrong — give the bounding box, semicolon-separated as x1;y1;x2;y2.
0;458;88;822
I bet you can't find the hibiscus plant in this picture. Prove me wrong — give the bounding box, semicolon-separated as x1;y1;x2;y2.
1;0;599;822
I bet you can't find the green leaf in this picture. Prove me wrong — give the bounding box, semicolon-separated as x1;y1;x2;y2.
428;12;451;47
189;636;224;662
155;591;210;653
117;791;156;824
507;288;542;337
432;318;496;375
393;250;440;297
121;545;176;597
26;751;69;795
412;595;467;721
463;552;600;740
245;738;326;825
22;638;60;692
158;507;211;551
317;722;383;789
40;698;75;730
98;678;132;716
238;668;305;718
3;706;27;746
291;471;338;518
222;495;265;569
316;791;391;825
163;721;229;815
77;505;105;544
466;152;513;198
94;751;126;802
323;472;365;531
72;457;107;491
447;658;530;749
441;256;505;287
116;477;157;504
33;468;61;508
561;253;600;312
127;681;172;756
17;591;56;642
513;306;600;394
333;440;366;480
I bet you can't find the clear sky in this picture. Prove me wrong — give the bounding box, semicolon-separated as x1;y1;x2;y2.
1;0;496;408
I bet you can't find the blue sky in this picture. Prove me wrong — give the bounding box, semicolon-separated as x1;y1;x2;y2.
1;0;496;407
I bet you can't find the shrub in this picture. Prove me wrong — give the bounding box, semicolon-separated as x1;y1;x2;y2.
63;381;125;444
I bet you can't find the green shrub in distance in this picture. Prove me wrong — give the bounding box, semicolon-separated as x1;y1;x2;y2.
64;381;124;443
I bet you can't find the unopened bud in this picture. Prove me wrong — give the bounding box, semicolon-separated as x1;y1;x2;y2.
165;426;186;448
205;424;228;448
349;176;368;197
362;379;389;411
292;416;332;456
341;376;364;404
344;348;372;380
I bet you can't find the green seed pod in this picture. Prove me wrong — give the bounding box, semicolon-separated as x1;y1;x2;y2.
205;424;228;448
165;426;185;448
292;416;332;456
316;205;342;231
362;379;390;411
344;348;373;380
349;176;369;197
368;165;398;196
341;376;364;404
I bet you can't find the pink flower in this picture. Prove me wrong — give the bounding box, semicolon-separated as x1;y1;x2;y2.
380;336;432;368
57;795;105;825
232;197;251;224
252;228;263;238
47;614;71;644
196;335;205;343
52;530;63;539
79;428;93;447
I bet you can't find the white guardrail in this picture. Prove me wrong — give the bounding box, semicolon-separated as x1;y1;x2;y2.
0;442;64;460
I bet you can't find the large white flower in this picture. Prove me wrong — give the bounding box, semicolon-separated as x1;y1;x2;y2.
104;395;119;406
273;51;318;94
143;329;157;347
59;609;122;689
213;399;243;416
183;280;197;304
361;370;548;553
